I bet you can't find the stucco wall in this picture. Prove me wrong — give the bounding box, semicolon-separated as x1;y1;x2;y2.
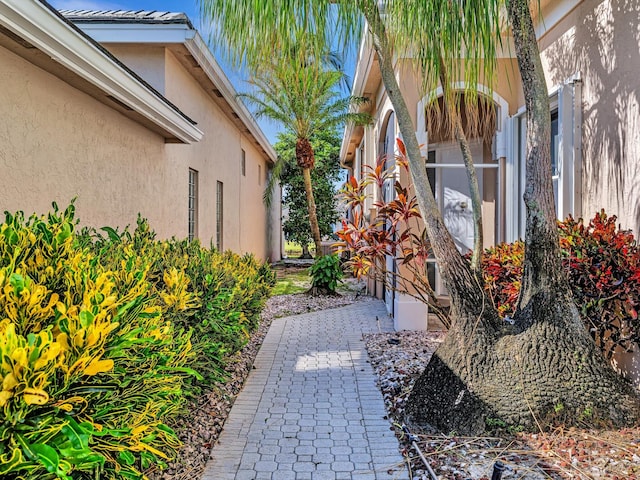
161;50;275;260
0;45;178;237
106;45;166;94
538;0;640;234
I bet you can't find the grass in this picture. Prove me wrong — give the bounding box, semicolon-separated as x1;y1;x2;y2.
271;263;364;297
284;241;315;258
271;267;311;295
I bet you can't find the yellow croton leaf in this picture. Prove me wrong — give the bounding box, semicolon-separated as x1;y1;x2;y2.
83;358;114;376
10;348;28;369
0;390;13;407
22;387;49;405
33;341;62;371
2;373;18;391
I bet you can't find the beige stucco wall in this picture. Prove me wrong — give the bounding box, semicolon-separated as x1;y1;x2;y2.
0;41;279;261
538;0;640;234
161;49;275;260
106;45;166;94
0;44;177;237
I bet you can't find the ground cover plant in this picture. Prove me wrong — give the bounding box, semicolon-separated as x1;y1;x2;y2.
0;204;273;479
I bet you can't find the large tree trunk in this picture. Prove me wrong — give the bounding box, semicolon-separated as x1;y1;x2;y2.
361;1;639;434
296;138;323;258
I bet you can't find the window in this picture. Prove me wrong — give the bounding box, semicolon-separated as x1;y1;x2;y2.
216;181;223;251
188;169;198;241
258;164;262;185
507;78;583;242
241;149;246;176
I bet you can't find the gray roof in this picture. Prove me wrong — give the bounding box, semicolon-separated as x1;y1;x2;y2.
59;10;193;28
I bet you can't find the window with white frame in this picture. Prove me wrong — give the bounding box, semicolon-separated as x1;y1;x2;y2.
188;169;198;241
506;78;583;242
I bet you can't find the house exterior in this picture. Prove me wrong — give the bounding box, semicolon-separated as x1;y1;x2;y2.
341;0;639;382
0;0;281;261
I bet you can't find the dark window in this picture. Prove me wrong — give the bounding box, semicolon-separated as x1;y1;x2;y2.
258;165;262;185
216;181;223;250
188;169;198;241
241;149;246;176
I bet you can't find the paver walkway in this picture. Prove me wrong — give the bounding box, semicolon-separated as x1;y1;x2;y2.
202;299;409;480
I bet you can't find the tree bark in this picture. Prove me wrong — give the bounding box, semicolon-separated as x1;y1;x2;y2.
360;0;639;433
360;3;493;329
300;243;312;259
301;167;323;258
295;137;323;258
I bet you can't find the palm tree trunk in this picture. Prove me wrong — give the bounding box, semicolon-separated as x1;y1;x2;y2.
361;3;493;328
438;60;484;273
302;167;323;258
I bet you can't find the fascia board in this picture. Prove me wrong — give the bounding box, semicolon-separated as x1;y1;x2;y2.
0;0;203;144
340;32;375;165
74;23;195;44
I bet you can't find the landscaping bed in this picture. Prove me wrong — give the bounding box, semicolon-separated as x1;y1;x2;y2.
364;330;640;480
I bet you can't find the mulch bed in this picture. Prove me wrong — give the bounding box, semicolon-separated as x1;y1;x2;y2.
364;330;640;480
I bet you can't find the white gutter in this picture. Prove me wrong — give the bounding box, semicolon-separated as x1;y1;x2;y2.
0;0;203;144
77;22;277;163
339;31;375;165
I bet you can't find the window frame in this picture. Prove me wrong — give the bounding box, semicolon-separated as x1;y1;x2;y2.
188;168;198;242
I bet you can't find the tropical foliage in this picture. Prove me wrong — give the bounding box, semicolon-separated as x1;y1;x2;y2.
339;156;640;363
276;130;343;257
337;140;449;322
309;254;343;294
483;211;640;361
0;204;273;479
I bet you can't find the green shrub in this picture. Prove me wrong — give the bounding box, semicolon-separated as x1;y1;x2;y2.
482;211;640;360
80;216;275;385
0;205;194;479
1;205;274;479
309;254;343;293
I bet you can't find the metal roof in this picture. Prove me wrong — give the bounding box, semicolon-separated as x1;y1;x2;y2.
59;10;193;27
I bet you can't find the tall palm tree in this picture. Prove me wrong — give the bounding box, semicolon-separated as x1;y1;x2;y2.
199;0;639;433
240;52;368;257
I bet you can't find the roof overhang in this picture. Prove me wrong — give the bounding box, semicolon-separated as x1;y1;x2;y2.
340;31;380;168
0;0;202;144
70;19;277;164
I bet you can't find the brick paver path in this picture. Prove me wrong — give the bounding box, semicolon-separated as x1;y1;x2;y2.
202;299;409;480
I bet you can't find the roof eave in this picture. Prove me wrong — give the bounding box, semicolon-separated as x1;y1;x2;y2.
71;20;277;164
340;31;376;167
185;33;277;164
0;0;202;144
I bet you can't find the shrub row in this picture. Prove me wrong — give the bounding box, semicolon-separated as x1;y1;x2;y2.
0;204;274;479
483;211;640;360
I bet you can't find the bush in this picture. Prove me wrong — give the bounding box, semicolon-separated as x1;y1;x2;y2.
482;211;640;360
81;217;275;385
1;205;274;479
309;254;343;293
0;205;194;479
